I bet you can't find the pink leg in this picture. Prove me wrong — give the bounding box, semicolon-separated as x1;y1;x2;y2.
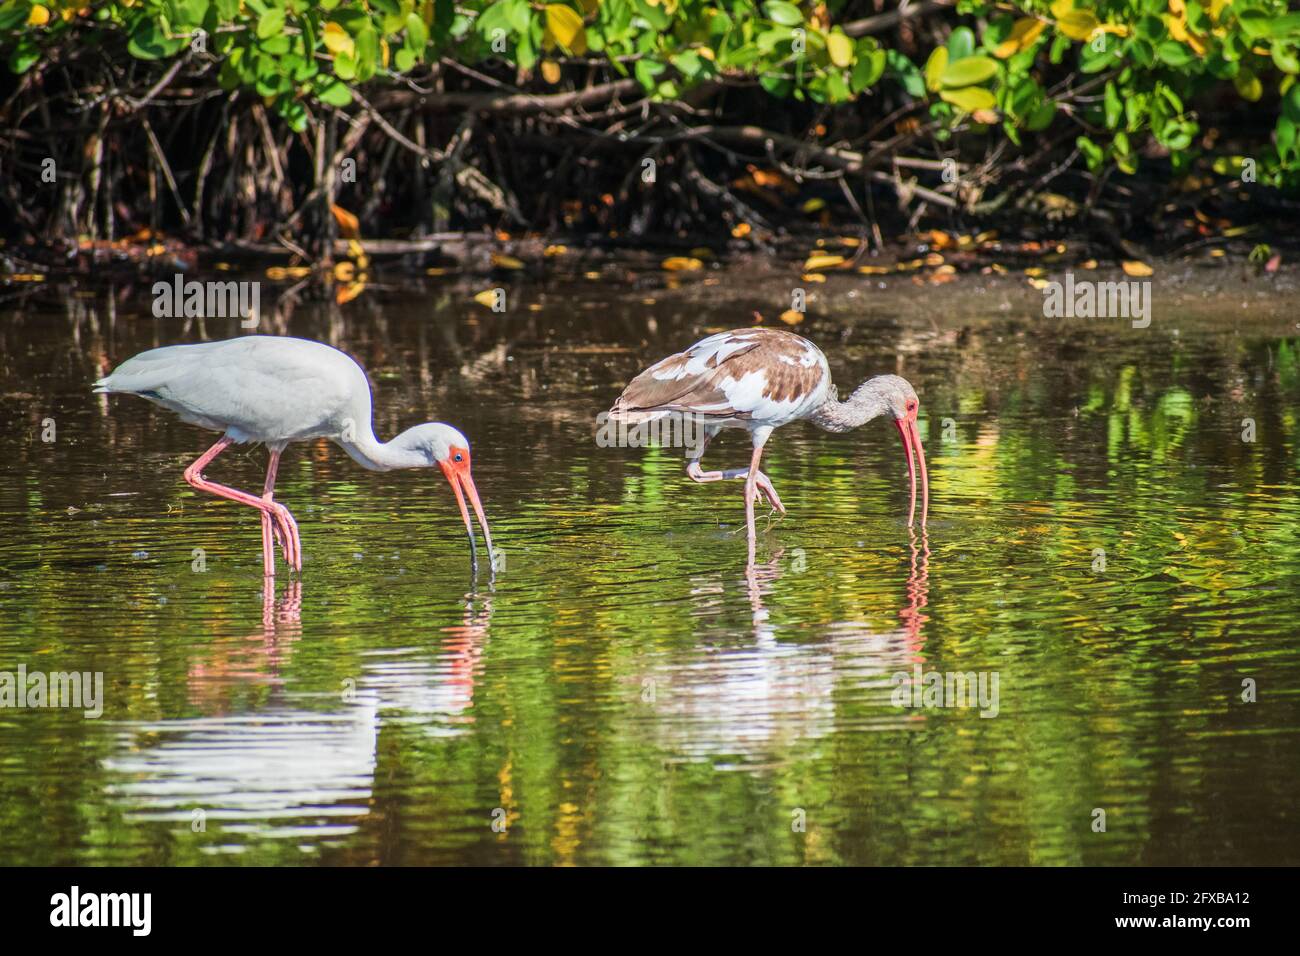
743;443;765;568
184;437;282;577
261;449;302;573
686;433;785;513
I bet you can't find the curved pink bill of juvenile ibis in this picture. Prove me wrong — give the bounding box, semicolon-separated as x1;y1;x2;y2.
893;411;930;527
438;446;494;567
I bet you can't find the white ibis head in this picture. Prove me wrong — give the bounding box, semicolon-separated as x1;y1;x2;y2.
850;375;929;526
405;423;494;562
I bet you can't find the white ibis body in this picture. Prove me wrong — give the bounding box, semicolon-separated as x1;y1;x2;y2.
94;335;493;577
609;327;927;563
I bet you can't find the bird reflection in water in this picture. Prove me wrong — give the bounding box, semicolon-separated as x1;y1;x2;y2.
107;586;494;833
644;533;933;761
185;579;303;714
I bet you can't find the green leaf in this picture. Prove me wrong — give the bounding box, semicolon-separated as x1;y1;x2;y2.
1271;14;1300;38
764;1;803;27
333;51;357;80
1104;81;1121;129
946;26;975;61
851;46;886;92
128;21;188;60
634;58;665;91
1026;100;1056;131
1236;10;1270;40
886;49;925;98
316;78;353;106
941;55;997;88
354;26;379;81
257;9;285;40
8;38;40;74
406;12;429;50
1077;135;1104;170
1273;45;1300;75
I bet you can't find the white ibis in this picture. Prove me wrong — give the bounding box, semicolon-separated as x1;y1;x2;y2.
94;335;493;577
609;327;927;563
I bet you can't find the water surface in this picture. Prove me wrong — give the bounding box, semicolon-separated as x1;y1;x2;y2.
1;265;1298;864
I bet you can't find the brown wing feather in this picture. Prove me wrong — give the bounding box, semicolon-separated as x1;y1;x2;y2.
610;328;821;422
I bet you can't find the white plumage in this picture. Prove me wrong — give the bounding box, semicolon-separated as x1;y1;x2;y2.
96;335;494;578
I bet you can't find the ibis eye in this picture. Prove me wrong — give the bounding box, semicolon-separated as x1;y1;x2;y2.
454;454;464;462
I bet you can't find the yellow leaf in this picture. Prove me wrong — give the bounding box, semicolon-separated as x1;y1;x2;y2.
800;273;827;283
1050;0;1074;18
1121;260;1154;276
827;31;854;69
1027;277;1050;290
473;290;500;307
939;86;996;112
1057;10;1100;41
541;60;562;84
778;309;805;325
661;256;703;271
545;4;587;55
544;244;568;256
336;278;366;304
924;47;948;93
858;265;891;274
803;253;845;271
994;18;1046;58
491;253;526;270
28;4;51;25
802;198;827;213
346;239;368;270
323;22;355;58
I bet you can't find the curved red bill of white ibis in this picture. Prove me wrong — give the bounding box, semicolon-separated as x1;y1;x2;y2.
439;449;494;563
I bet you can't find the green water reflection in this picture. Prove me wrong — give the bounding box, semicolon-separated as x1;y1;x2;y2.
0;272;1297;865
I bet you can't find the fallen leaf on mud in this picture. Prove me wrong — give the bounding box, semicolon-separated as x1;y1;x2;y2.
803;253;845;271
491;253;525;270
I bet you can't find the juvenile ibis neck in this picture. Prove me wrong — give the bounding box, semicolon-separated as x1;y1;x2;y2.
807;383;891;433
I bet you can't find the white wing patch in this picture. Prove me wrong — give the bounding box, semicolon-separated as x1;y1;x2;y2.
650;332;758;381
